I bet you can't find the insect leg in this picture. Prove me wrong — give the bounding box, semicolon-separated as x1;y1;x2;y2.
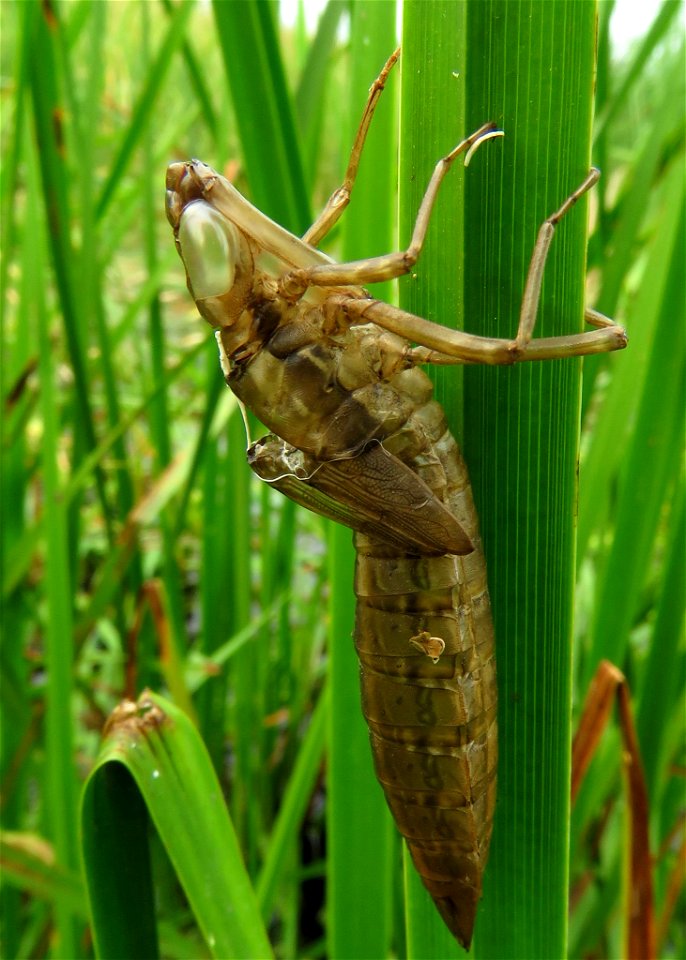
333;294;627;364
329;168;627;365
514;168;602;349
303;48;400;248
406;308;625;365
281;123;502;295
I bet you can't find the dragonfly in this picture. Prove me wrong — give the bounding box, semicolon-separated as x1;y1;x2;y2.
165;49;626;949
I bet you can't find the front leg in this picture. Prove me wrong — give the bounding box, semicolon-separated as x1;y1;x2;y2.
302;48;400;248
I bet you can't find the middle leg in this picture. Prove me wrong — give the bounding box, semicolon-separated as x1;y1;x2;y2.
281;123;502;298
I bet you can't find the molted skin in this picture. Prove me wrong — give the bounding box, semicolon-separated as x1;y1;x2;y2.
167;160;496;948
353;427;496;947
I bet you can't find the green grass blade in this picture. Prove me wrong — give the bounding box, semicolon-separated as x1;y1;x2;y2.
328;518;398;958
201;410;254;832
160;0;219;138
578;53;684;545
256;681;329;920
2;336;208;602
29;144;81;958
142;2;172;471
327;7;398;958
211;0;310;231
585;165;684;679
81;765;159;960
81;691;273;959
294;0;346;182
196;418;241;773
28;0;114;543
593;0;682;143
398;2;468;955
463;2;597;955
636;491;685;807
0;0;29;313
0;833;87;920
95;0;194;221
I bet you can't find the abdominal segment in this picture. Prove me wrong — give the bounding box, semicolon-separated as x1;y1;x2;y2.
353;440;497;949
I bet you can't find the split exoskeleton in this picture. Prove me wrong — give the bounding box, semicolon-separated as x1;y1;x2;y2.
166;49;626;949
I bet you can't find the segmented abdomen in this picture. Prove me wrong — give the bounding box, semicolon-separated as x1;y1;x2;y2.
353;422;497;949
231;320;497;946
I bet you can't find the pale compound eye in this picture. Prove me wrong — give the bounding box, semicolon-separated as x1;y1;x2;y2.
177;201;240;299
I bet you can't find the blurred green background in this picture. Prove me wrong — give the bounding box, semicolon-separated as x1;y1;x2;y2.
1;1;683;957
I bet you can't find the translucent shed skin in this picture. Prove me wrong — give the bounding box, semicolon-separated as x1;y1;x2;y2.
166;159;497;948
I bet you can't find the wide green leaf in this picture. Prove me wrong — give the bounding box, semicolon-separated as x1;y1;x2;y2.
327;7;398;959
464;2;597;956
399;3;468;956
81;690;272;959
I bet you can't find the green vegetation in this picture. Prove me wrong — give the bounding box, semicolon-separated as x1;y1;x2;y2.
1;1;683;957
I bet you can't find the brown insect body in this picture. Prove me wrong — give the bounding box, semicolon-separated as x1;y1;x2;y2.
353;449;497;946
240;301;498;949
166;63;625;946
236;302;498;946
167;157;496;946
